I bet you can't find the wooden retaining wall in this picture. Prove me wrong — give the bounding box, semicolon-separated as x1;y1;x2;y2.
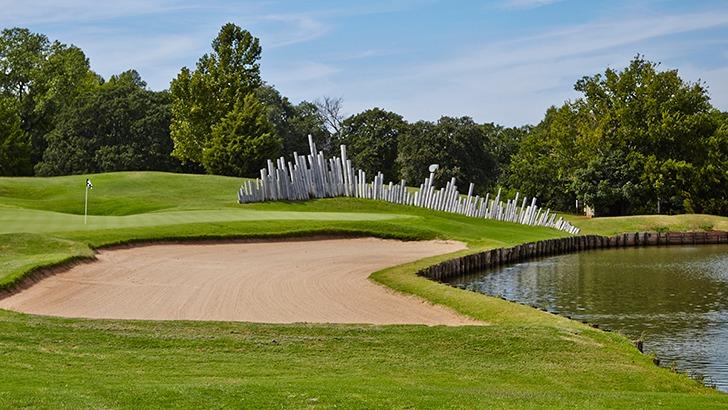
417;231;728;282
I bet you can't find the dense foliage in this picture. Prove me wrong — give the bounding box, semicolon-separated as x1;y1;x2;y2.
255;85;331;156
1;25;726;216
0;97;31;175
339;108;407;181
509;57;728;216
203;93;280;176
0;28;177;176
0;28;99;170
35;71;176;175
169;23;279;176
397;117;496;191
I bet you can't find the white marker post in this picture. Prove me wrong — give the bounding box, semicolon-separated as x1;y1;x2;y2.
84;178;93;224
427;164;438;208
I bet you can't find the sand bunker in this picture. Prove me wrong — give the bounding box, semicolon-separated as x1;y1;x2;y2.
0;238;478;325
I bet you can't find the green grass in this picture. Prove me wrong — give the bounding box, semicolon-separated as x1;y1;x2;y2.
0;171;243;215
0;171;726;408
0;205;409;234
1;312;723;409
565;213;728;236
0;233;94;288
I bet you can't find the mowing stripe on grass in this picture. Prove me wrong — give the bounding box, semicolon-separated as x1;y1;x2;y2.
0;205;412;234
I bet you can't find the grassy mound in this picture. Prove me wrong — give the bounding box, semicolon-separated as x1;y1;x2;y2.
0;171;242;215
0;171;726;408
566;213;728;235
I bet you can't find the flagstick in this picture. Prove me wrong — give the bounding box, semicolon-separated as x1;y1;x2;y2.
84;184;88;225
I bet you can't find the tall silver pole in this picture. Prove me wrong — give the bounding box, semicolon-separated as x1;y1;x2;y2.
84;185;88;225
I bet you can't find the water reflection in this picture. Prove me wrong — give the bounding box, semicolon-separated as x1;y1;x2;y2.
446;245;728;391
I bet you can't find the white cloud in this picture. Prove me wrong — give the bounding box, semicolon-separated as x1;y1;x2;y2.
5;1;727;123
0;1;338;88
0;0;191;25
255;13;330;48
333;11;728;125
420;11;728;78
499;0;563;10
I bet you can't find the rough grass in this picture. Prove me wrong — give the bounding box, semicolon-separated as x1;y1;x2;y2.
0;171;726;408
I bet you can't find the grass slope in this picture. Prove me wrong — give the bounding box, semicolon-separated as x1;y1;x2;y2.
0;171;726;408
566;213;728;235
0;171;243;215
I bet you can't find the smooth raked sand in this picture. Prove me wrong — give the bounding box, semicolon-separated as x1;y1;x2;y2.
0;238;480;325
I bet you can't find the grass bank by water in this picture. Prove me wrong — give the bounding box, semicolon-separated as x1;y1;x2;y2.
565;213;728;236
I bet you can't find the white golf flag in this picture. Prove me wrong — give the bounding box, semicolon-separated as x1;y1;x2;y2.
84;178;93;224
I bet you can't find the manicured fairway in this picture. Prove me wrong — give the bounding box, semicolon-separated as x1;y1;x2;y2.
0;172;726;408
0;205;408;234
1;310;725;409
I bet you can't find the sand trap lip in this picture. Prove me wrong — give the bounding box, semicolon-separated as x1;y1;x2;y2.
0;238;480;325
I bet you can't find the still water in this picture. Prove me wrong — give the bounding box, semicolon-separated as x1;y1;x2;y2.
446;245;728;391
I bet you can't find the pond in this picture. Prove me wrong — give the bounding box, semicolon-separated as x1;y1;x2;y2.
446;245;728;391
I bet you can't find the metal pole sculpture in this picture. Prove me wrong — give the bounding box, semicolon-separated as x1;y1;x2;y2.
237;137;580;234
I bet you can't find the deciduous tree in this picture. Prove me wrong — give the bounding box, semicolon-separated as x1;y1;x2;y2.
202;92;280;176
35;70;176;175
340;108;407;180
398;117;496;191
509;56;723;215
1;28;99;169
256;85;329;156
170;23;262;166
0;97;31;175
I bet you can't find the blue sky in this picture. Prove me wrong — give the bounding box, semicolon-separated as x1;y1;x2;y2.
2;0;728;126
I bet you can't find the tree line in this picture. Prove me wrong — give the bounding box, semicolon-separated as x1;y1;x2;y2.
1;24;726;216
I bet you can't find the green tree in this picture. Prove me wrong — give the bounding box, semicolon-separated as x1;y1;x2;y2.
0;97;32;175
509;104;594;211
30;43;100;163
339;108;407;180
570;150;639;215
0;28;48;103
202;93;281;176
398;117;496;191
35;70;177;175
170;23;262;166
396;120;435;185
482;123;528;185
686;112;728;215
256;85;330;156
1;28;99;168
1;27;49;167
510;56;720;215
291;101;331;154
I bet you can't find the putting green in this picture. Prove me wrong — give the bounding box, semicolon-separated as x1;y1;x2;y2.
0;204;410;234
